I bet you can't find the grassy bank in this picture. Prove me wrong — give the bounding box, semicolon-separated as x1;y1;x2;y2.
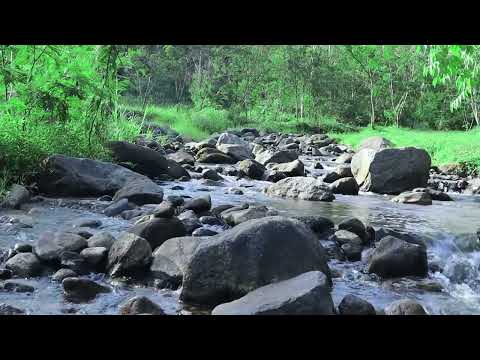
128;104;480;170
121;104;356;141
330;126;480;170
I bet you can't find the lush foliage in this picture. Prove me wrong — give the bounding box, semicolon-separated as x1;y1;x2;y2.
0;45;142;187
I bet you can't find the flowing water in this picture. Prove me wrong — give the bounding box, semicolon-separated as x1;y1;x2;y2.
1;155;480;315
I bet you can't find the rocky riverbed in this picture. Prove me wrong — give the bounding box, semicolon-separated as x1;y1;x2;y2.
1;126;480;315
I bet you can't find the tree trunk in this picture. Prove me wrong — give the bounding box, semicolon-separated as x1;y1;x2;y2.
369;80;375;128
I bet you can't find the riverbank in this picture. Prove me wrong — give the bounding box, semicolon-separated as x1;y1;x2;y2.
123;104;480;172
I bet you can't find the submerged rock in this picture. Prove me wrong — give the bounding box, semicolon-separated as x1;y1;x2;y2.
392;191;432;205
384;299;427;315
212;271;334;315
62;277;111;303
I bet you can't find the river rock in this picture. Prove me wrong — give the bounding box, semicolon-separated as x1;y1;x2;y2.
212;271;334;315
238;159;266;179
62;277;111;303
103;198;130;217
52;268;78;282
0;269;12;280
178;211;202;233
34;232;88;262
183;195;211;213
153;201;176;218
0;303;25;315
338;294;376;315
217;144;253;161
202;169;223;181
293;216;335;236
1;184;30;209
338;218;367;241
181;216;331;306
87;232;116;250
150;235;205;286
14;243;33;253
351;147;431;194
384;299;427;315
80;247;108;266
192;228;218;236
112;179;164;206
199;216;223;226
367;236;428;278
329;177;359;195
119;296;166;315
167;150;195;166
221;205;273;226
107;232;152;277
412;187;453;201
265;177;335;201
358;136;393;151
255;150;298;166
5;253;43;278
196;147;235;164
268;159;305;177
37;155;151;197
128;217;187;250
392;191;432;205
108;141;189;179
1;281;35;293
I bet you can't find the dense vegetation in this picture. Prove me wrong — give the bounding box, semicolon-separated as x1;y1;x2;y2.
2;44;480;196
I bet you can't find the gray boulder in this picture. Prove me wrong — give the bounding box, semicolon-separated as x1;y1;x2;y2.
329;177;359;195
167;150;195;166
338;294;376;315
112;179;164;206
34;232;88;262
384;299;427;315
212;271;334;315
181;216;331;306
103;199;130;217
1;184;30;209
392;191;432;205
107;232;152;277
5;253;43;278
351;147;431;194
255;150;298;166
62;277;111;303
265;177;335;201
128;217;187;250
37;155;149;197
221;205;274;226
238;159;266;179
119;296;166;315
268;159;305;177
358;136;393;151
87;232;116;250
367;236;428;278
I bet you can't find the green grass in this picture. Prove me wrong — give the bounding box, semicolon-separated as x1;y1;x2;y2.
0;111;142;192
330;126;480;170
120;103;357;140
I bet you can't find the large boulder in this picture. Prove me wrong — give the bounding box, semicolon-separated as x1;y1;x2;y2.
37;155;149;197
367;236;428;278
1;184;30;209
265;177;335;201
108;141;189;179
351;147;431;194
107;232;152;277
211;271;334;315
255;150;298;166
127;217;187;250
180;216;331;306
357;136;393;151
34;232;88;262
112;179;164;206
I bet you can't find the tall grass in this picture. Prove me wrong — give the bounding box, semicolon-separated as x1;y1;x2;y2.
330;126;480;169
